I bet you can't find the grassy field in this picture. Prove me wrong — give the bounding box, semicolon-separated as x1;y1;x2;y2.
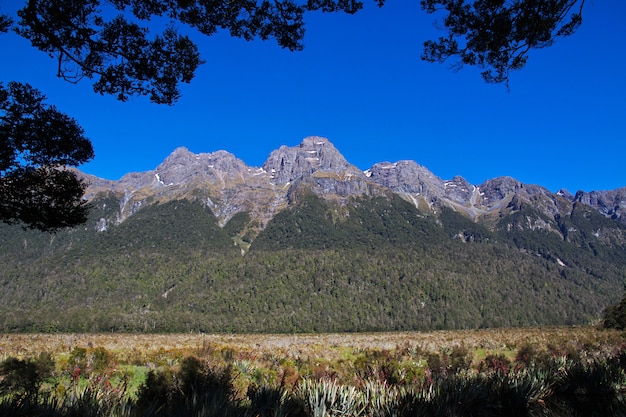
1;326;622;361
1;326;624;390
1;327;625;416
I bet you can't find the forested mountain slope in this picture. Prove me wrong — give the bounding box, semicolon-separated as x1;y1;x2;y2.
1;137;625;332
1;193;624;333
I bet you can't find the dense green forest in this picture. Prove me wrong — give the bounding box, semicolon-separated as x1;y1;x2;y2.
1;194;625;333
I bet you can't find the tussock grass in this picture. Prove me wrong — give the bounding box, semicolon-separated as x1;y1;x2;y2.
1;327;625;416
1;326;621;360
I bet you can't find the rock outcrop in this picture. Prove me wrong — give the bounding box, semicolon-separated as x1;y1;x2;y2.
574;188;626;222
79;136;626;242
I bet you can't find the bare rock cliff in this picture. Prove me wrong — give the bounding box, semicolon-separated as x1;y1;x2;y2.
79;137;626;241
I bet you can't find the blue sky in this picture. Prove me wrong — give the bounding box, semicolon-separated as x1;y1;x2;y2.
1;1;625;193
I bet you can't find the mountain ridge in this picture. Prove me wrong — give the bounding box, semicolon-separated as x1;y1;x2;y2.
78;136;625;239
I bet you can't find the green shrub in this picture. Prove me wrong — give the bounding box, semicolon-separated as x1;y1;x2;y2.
426;345;472;376
552;358;626;417
603;291;626;330
0;353;54;403
515;342;538;366
135;356;238;416
478;354;511;374
246;384;305;417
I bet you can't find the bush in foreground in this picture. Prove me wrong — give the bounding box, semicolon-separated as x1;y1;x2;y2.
1;345;626;417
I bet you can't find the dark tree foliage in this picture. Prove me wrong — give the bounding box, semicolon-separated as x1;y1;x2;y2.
420;0;585;84
6;0;582;102
0;82;94;231
12;0;381;105
603;291;626;330
0;354;54;403
0;14;12;33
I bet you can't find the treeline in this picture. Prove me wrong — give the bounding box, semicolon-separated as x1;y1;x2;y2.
1;195;625;333
0;245;621;333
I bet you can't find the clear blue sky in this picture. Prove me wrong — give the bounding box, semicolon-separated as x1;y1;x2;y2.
1;1;624;192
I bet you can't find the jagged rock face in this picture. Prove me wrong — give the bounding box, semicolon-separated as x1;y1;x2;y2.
575;188;626;222
79;136;625;240
444;176;474;204
478;177;526;205
155;147;250;186
118;171;156;190
556;189;575;200
303;175;377;199
366;160;445;197
263;136;374;199
82;148;260;224
148;148;287;228
263;137;362;183
473;177;566;218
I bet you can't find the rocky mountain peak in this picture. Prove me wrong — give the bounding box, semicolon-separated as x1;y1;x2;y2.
168;146;194;158
79;137;626;238
262;136;359;184
556;189;574;201
155;148;248;186
444;176;474;204
574;187;626;221
366;160;445;197
478;177;525;204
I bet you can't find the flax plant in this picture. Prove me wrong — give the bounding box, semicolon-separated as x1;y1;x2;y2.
298;379;367;417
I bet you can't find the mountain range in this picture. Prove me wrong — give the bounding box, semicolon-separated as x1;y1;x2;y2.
1;137;625;332
82;136;624;240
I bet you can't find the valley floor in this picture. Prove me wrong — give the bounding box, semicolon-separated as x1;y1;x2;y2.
1;326;625;416
1;326;622;362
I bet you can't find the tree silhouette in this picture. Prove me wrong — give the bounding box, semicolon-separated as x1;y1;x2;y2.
6;0;585;102
11;0;380;105
420;0;585;85
603;291;626;330
0;82;94;231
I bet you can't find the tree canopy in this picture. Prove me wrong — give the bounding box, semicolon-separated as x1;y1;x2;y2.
10;0;381;105
603;291;626;330
5;0;585;103
420;0;585;84
0;81;94;231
